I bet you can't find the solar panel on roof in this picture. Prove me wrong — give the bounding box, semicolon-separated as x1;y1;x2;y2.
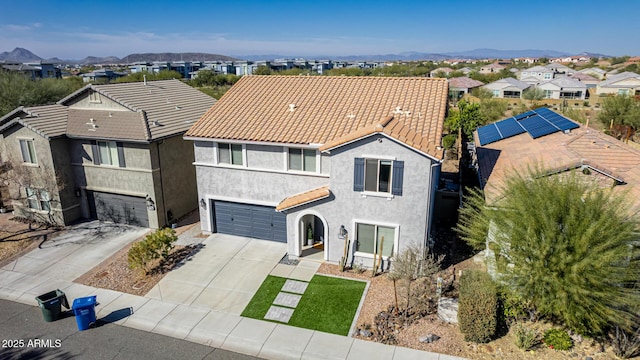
514;110;535;120
536;110;580;131
495;117;526;139
533;107;554;116
477;123;502;146
519;115;558;138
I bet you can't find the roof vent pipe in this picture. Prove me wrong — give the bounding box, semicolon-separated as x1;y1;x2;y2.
143;74;147;85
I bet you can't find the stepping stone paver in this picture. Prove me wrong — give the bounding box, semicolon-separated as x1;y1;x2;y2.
281;279;308;294
273;292;302;308
264;305;294;323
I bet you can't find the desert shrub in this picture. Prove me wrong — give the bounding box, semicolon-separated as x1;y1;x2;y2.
442;134;456;149
513;323;540;350
499;286;536;324
543;328;573;351
458;270;498;343
128;228;178;274
611;326;640;358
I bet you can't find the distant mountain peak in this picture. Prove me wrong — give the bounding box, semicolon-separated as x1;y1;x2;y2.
0;47;42;62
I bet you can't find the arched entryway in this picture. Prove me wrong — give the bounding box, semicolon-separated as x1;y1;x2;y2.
295;211;328;261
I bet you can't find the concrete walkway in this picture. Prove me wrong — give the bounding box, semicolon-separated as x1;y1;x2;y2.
0;221;465;360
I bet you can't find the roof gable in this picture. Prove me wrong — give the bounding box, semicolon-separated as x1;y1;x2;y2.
186;76;448;157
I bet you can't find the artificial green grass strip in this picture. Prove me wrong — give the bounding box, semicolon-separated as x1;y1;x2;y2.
241;275;287;319
289;275;366;336
241;274;366;336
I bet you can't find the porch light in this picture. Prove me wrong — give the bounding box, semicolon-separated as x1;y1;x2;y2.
199;198;206;209
338;225;348;239
145;195;156;211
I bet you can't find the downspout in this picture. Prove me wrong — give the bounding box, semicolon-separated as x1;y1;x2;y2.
156;141;167;227
424;161;442;252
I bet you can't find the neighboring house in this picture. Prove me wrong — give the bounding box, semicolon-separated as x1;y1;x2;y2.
535;77;587;100
596;71;640;96
482;77;530;98
0;79;216;228
568;72;599;89
1;61;61;79
430;67;455;78
518;65;555;82
479;62;505;74
184;76;449;267
578;67;607;80
81;69;127;83
448;77;484;99
474;109;640;213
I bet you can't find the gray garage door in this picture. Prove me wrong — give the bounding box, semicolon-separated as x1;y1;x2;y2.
87;191;149;228
213;201;286;243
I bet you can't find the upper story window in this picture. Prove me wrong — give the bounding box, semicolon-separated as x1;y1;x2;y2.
288;148;316;172
354;157;404;196
91;140;125;167
19;139;37;164
543;73;552;80
218;143;243;165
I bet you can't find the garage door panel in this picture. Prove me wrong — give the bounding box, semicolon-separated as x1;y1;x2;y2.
88;191;149;228
213;201;286;243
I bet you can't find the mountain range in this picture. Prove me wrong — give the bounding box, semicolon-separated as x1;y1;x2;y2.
0;47;612;64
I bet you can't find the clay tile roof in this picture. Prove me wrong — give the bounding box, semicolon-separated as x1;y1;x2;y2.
448;77;484;89
0;105;68;139
276;186;331;211
186;76;448;158
475;126;640;211
66;109;150;141
59;79;216;141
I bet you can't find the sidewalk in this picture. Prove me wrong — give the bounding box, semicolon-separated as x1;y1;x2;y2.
0;221;465;360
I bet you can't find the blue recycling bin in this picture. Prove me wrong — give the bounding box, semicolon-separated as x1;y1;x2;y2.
72;296;97;331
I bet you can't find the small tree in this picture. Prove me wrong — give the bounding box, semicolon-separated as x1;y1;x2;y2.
523;88;545;106
387;244;443;314
458;167;640;336
598;95;640;130
445;100;483;140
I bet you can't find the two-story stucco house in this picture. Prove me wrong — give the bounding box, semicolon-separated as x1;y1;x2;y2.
0;79;216;228
185;76;448;268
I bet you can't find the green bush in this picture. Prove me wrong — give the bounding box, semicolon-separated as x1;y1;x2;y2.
543;328;573;351
127;228;178;274
458;270;498;343
513;323;540;350
442;134;457;149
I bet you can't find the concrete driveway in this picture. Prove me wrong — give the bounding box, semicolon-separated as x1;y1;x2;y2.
146;233;287;314
0;220;148;305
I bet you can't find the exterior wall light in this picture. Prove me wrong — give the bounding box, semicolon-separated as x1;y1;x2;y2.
338;224;348;239
145;195;156;211
199;198;206;209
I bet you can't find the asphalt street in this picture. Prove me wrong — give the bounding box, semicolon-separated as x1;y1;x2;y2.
0;299;262;360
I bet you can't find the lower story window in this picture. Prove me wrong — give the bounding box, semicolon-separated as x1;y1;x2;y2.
356;223;395;257
26;187;50;211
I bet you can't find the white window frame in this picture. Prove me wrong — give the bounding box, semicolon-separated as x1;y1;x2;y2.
25;187;51;212
19;138;37;165
97;140;119;166
216;142;245;166
353;219;399;259
287;147;319;173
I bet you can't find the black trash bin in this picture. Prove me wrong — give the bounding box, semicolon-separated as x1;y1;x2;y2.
35;289;69;322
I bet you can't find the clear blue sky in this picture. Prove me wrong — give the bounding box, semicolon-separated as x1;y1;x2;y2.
0;0;636;59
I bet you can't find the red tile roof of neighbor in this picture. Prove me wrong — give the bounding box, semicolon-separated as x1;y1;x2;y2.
185;76;449;159
475;126;640;212
448;77;484;89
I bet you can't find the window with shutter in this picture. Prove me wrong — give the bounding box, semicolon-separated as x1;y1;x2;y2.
354;157;403;196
